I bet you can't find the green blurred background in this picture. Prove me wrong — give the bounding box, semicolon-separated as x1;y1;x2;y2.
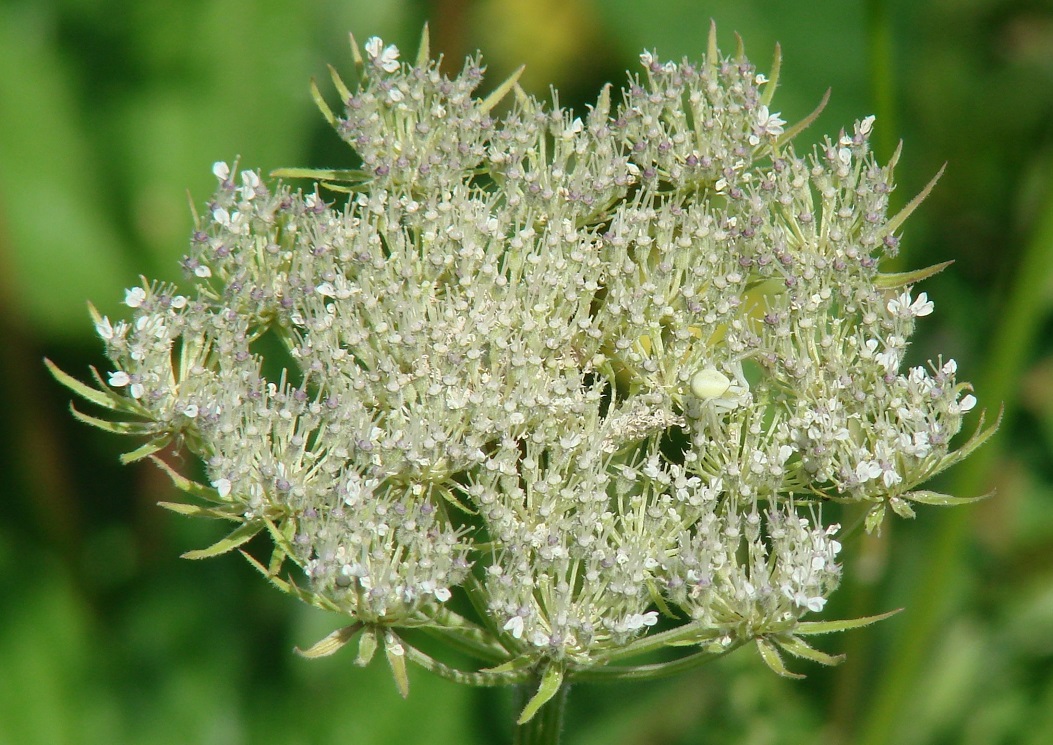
2;0;1052;742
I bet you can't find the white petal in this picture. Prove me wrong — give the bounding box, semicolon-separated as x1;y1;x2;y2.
124;287;147;308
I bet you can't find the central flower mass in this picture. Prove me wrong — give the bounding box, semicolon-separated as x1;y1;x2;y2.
60;26;991;699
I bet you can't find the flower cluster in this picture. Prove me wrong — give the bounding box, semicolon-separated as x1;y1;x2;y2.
52;26;993;716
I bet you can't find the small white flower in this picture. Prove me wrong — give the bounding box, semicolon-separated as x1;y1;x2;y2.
239;170;260;200
875;346;901;372
855;460;882;483
129;383;145;399
503;616;525;639
755;73;768;85
94;316;114;340
433;587;452;602
194;265;212;278
881;466;902;488
957;394;977;413
805;595;827;613
212;207;231;226
364;37;400;73
211;161;230;181
888;291;934;318
640;50;655;68
562;117;583;140
625;611;659;630
108;371;130;387
755;105;786;137
183;404;199;418
859;115;876;135
124;287;147;308
211;478;232;499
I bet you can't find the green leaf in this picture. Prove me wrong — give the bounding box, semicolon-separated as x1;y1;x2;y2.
180;521;262;560
706;19;719;70
647;580;679;619
309;78;336;127
479;66;525;115
517;663;565;724
777;88;830;147
266;542;287;577
328;62;353;105
270;167;367;183
238;550;296;595
347;31;365;72
756;637;805;679
481;654;538;675
384;632;411;699
884;164;945;236
761;43;781;108
902;489;992;506
889;496;916;519
119;435;173;464
873;260;953;289
45;358;122;411
864;503;886;535
415;23;431;68
317;181;363;194
422;611;507;663
261;516;297;558
436;485;478;515
68;405;156;436
774;635;845;666
149;456;229;503
357;627;378;667
156;501;238;520
295;624;363;659
930;405;1003;478
795;608;902;635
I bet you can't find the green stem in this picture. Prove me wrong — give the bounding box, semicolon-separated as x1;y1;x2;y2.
513;682;568;745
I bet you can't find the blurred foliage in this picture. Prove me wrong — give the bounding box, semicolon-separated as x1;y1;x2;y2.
2;0;1053;742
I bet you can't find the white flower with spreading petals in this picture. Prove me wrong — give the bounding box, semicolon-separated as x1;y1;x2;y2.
503;616;525;639
364;37;400;73
755;105;786;137
625;611;659;631
124;287;147;308
239;170;260;200
956;394;977;413
888;291;934;318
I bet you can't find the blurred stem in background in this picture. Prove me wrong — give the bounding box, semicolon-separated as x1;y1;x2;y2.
858;146;1053;745
865;0;898;167
831;2;898;737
